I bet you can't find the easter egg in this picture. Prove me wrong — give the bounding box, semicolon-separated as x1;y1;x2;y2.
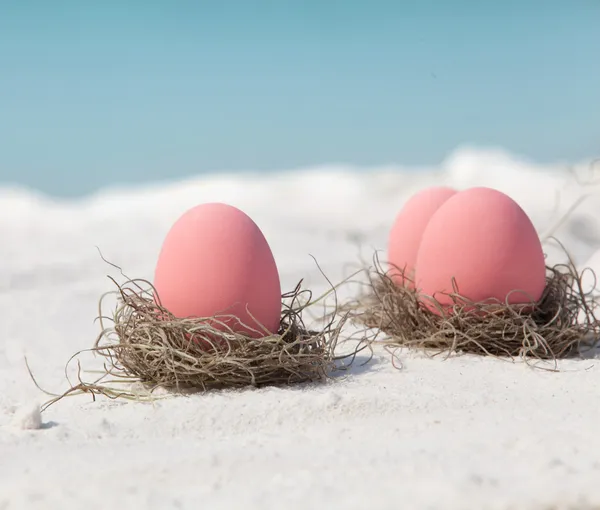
154;203;282;337
414;187;546;311
388;186;457;286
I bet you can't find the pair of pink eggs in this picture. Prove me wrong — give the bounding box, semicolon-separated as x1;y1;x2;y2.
153;186;547;339
388;186;547;311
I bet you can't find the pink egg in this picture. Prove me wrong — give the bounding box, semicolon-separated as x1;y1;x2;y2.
154;203;282;337
414;187;546;312
388;186;457;286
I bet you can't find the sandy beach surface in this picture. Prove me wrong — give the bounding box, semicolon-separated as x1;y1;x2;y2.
2;148;600;510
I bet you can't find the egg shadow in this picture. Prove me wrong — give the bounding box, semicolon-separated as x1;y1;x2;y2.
40;421;59;430
576;342;600;360
330;353;385;378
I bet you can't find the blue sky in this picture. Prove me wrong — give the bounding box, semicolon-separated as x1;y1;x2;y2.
1;1;599;196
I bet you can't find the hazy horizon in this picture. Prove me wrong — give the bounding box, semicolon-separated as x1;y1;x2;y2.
1;0;599;197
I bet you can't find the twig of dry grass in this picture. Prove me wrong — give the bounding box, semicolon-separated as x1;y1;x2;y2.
30;265;370;411
342;252;600;364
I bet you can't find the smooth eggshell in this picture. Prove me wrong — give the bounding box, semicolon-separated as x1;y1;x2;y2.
388;186;457;286
414;187;546;312
154;203;282;337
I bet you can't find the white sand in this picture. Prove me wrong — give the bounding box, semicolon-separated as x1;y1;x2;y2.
2;147;600;510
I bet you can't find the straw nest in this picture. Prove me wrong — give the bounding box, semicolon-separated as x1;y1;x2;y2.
343;253;600;362
34;272;367;410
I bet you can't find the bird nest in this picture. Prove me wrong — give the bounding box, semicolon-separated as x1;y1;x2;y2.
343;255;600;363
33;273;367;411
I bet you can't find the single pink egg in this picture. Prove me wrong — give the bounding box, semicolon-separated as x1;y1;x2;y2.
414;187;546;313
154;203;282;337
388;186;457;286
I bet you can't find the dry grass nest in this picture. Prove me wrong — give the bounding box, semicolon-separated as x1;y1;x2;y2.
343;254;600;363
33;271;369;411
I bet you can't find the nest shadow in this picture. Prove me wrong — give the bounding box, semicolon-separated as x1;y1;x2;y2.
344;254;600;362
